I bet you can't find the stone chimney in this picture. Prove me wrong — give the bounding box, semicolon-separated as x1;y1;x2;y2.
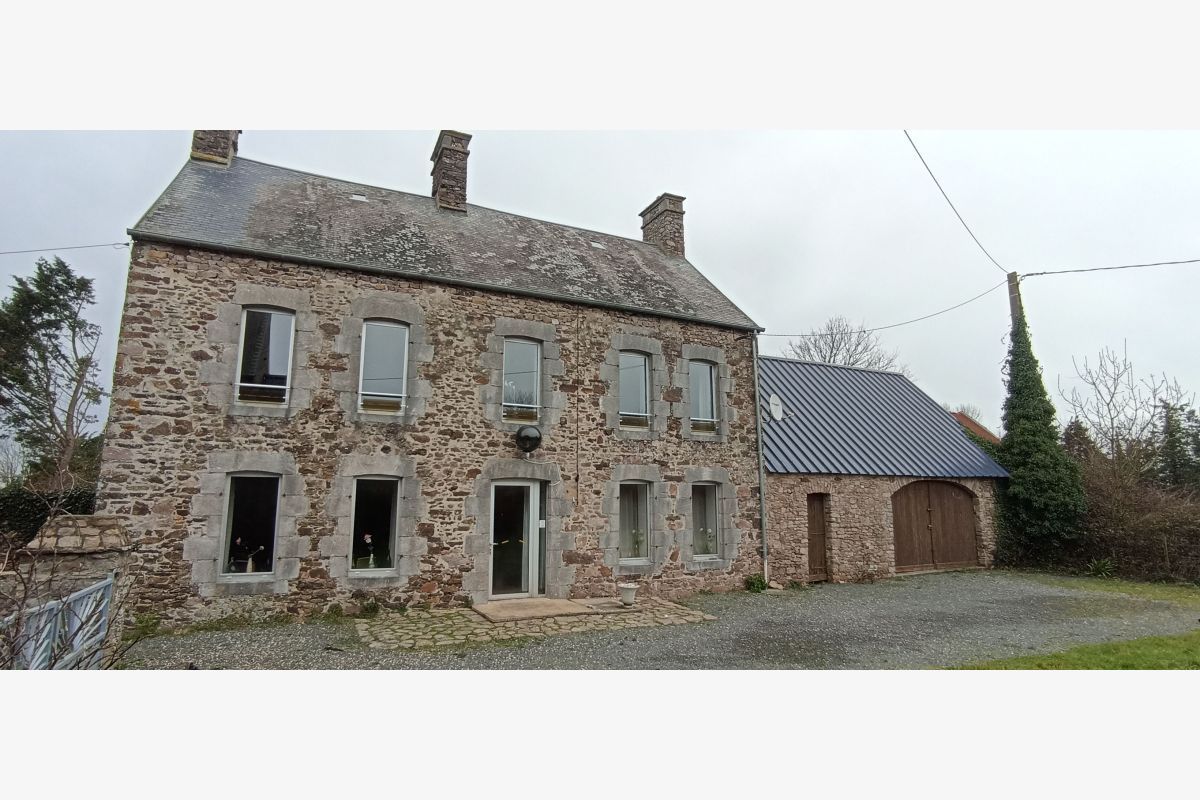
639;193;686;258
431;130;472;211
190;130;240;165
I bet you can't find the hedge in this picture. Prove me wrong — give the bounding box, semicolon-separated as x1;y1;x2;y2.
0;487;96;545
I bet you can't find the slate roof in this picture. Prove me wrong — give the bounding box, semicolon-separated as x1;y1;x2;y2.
129;157;760;331
758;356;1008;479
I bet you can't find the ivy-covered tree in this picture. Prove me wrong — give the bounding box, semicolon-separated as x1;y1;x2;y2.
996;305;1086;564
0;257;103;493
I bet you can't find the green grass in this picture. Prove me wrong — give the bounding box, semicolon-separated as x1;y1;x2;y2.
962;630;1200;669
1020;571;1200;609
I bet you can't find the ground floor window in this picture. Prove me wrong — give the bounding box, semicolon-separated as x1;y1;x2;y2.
352;478;398;570
223;475;279;575
619;482;650;562
692;483;719;557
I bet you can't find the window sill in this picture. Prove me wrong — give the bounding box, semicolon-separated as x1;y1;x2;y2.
217;572;276;584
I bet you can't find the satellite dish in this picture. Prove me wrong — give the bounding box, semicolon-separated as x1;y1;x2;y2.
769;393;785;422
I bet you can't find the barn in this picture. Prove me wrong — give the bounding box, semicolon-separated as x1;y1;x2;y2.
759;357;1009;584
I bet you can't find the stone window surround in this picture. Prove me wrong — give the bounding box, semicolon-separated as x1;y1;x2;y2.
599;332;669;441
676;466;740;571
672;344;735;442
462;457;576;606
185;451;310;598
331;293;435;425
321;453;426;589
602;464;672;577
202;284;320;419
478;318;566;437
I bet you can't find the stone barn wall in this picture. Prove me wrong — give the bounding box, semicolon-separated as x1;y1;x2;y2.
766;473;998;584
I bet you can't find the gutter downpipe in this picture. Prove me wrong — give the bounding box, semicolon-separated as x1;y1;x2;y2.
752;334;769;583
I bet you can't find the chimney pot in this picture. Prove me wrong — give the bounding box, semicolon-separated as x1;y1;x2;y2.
431;130;472;211
191;130;240;165
639;193;686;257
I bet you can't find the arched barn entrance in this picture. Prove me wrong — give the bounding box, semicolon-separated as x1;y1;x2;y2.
891;481;979;573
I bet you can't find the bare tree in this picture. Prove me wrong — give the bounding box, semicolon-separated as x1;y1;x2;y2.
942;402;984;421
1059;343;1190;480
786;315;912;377
0;436;24;488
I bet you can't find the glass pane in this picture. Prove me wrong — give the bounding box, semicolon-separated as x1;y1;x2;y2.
689;361;716;420
352;479;397;570
361;322;408;406
693;484;718;556
224;476;279;574
619;352;649;416
503;339;540;411
619;483;649;561
240;309;293;387
492;485;530;594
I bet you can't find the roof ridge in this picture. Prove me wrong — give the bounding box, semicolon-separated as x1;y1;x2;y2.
758;354;907;377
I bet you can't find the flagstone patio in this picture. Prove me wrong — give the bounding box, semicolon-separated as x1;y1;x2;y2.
354;597;715;650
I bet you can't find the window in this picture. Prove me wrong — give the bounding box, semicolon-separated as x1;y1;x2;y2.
692;483;719;558
351;478;398;571
618;351;650;427
618;482;650;562
502;338;540;422
359;320;409;413
688;360;717;432
222;475;280;575
237;308;295;404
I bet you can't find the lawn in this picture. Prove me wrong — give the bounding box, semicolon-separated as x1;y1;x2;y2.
1021;571;1200;609
963;630;1200;669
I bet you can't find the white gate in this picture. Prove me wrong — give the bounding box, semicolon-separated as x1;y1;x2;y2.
1;573;115;670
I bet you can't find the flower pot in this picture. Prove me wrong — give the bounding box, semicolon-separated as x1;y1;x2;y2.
617;582;639;607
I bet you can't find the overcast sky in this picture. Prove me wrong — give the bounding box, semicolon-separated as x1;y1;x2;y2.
1;130;1197;432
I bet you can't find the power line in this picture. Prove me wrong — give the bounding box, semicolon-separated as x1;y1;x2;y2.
0;241;130;257
760;277;1008;338
904;131;1008;276
1023;258;1200;278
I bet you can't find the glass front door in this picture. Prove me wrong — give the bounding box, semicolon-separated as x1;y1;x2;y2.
491;481;541;597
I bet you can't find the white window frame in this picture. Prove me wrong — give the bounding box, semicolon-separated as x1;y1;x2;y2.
692;482;720;559
235;307;296;406
618;481;652;565
487;479;543;599
501;337;541;422
358;319;409;414
618;350;651;428
220;471;282;579
689;359;718;429
349;475;401;573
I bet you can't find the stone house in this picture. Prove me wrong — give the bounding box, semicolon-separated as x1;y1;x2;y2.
759;357;1007;584
98;130;765;621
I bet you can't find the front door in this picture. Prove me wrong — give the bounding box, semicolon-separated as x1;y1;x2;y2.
490;481;541;598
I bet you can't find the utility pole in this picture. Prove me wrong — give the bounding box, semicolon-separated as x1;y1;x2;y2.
1007;271;1023;327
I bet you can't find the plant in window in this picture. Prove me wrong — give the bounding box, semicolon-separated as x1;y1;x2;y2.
688;360;718;433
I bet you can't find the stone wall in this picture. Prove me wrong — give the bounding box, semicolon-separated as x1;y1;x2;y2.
766;473;999;584
98;242;762;622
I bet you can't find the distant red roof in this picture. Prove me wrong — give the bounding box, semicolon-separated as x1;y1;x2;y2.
952;412;1001;445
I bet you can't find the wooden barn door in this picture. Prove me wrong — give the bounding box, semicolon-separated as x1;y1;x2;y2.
892;481;979;573
806;493;829;581
928;482;979;569
892;482;934;573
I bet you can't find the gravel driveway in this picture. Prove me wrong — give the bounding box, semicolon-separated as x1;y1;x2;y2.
121;570;1200;669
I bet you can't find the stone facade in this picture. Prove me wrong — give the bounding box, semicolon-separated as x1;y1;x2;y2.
766;473;999;584
98;241;762;622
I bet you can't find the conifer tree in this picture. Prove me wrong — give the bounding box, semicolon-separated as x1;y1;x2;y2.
996;305;1086;564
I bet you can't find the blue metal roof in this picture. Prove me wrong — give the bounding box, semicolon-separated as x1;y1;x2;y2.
758;357;1008;479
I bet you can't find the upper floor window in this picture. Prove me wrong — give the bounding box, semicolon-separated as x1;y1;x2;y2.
618;351;650;428
359;320;409;414
502;338;540;422
237;308;294;404
689;360;717;432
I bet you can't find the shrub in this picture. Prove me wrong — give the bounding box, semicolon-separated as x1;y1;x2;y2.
1085;557;1116;578
745;574;768;593
0;486;95;544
